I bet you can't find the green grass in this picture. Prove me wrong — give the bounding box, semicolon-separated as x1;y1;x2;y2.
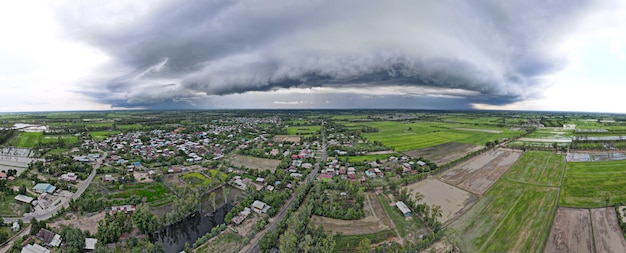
118;124;143;129
560;160;626;208
41;135;79;145
195;230;244;252
0;193;22;216
334;229;396;252
450;181;559;252
17;132;43;148
90;131;121;141
450;151;564;253
336;153;400;163
377;193;426;237
503;151;565;186
181;172;213;186
107;182;174;203
355;121;517;151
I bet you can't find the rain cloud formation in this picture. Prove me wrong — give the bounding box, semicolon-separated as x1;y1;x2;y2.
54;0;591;109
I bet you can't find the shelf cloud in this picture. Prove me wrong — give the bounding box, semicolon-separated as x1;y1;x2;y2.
55;0;591;108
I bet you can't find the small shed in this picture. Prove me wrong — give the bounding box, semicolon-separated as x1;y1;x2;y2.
395;201;412;217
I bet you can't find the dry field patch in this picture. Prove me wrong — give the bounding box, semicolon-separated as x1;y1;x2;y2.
544;207;594;253
401;178;476;225
230;155;281;172
311;192;392;235
403;142;484;166
50;211;106;234
271;135;301;143
438;149;521;195
591;207;626;253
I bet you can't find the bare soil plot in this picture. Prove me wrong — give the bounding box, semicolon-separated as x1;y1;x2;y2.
591;207;626;253
133;171;154;183
438;149;521;195
311;192;392;235
271;135;301;143
401;178;476;224
403;142;484;166
544;207;594;253
230;155;281;172
454;128;502;133
49;211;106;234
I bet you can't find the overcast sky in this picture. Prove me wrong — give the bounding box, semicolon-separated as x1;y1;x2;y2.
1;0;626;113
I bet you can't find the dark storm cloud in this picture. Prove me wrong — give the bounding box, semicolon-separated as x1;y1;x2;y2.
56;0;591;108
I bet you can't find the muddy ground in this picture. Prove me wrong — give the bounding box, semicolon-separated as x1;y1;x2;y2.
438;149;521;195
591;207;626;253
401;178;476;225
403;142;484;166
544;207;594;253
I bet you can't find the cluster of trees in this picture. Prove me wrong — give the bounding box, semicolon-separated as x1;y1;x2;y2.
59;226;87;253
162;186;201;225
31;156;92;177
309;181;364;220
133;204;161;234
260;203;336;253
192;223;226;249
96;212;133;244
69;190;109;213
0;129;14;144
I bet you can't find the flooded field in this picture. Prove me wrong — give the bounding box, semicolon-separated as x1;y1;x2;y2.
566;152;626;162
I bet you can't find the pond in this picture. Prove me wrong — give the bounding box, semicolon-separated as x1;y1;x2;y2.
151;203;234;253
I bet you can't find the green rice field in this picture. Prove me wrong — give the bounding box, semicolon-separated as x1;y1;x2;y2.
560;159;626;208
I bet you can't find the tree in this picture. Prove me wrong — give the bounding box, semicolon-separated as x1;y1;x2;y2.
60;226;86;253
133;204;160;234
222;186;230;204
209;192;217;211
357;238;372;253
279;230;298;253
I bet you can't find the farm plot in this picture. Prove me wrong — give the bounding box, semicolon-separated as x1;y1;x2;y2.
287;125;320;136
271;135;301;143
401;178;476;224
229;155;281;172
503;151;565;186
356;121;517;151
591;207;626;252
449;181;559;252
566;151;626;162
311;192;393;235
402;142;484;166
560;159;626;208
438;149;521;195
544;208;594;253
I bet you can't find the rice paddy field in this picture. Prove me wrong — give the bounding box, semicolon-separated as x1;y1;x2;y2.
353;121;519;151
450;151;564;252
560;159;626;208
287;125;320;136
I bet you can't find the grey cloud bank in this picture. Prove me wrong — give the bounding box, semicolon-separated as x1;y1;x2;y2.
56;0;590;109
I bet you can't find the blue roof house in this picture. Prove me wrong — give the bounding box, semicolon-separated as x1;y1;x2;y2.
33;183;56;194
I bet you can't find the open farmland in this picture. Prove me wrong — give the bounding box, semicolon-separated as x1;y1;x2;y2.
401;178;476;224
16;132;43;148
592;208;626;252
503;151;565;186
402;142;484;166
230;154;281;172
438;149;521;195
450;181;559;252
560;159;626;208
311;192;393;235
544;208;594;253
355;121;518;151
450;150;563;252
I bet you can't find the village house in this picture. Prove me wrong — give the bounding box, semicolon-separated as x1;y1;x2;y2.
32;183;56;194
111;205;136;214
59;172;78;183
37;228;62;247
21;243;50;253
232;207;252;225
251;200;270;214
